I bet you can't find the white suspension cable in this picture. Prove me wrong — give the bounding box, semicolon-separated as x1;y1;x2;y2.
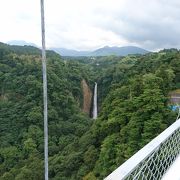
40;0;48;180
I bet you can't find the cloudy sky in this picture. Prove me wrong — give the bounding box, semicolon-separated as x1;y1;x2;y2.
0;0;180;51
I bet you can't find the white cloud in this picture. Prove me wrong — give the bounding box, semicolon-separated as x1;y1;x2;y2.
0;0;180;50
0;0;41;44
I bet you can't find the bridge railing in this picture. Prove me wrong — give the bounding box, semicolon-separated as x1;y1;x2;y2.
105;118;180;180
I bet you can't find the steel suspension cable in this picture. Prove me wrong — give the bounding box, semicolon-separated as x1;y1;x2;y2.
40;0;48;179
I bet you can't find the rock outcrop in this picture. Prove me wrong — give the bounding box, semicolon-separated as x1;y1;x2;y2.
81;79;92;115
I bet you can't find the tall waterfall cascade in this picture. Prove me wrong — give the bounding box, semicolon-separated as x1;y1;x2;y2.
93;82;98;119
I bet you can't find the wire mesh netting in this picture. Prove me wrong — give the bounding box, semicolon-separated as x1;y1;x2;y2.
125;128;180;180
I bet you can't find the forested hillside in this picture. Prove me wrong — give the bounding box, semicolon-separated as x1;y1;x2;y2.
0;43;93;179
61;50;179;179
0;43;179;179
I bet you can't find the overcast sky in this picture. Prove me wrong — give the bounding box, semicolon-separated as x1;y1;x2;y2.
0;0;180;51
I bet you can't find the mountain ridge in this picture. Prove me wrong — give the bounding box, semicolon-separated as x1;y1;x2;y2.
52;45;149;56
5;40;149;56
7;40;38;47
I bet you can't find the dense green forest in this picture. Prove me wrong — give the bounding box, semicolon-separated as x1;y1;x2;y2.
0;43;179;179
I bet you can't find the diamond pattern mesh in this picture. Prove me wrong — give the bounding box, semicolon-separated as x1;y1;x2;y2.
125;128;180;180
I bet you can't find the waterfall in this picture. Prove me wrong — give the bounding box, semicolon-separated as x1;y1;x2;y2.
93;82;98;119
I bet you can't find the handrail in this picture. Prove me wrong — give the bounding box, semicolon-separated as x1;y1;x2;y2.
105;118;180;180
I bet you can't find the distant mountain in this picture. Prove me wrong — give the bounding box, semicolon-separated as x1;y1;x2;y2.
52;48;89;56
7;40;38;47
91;46;149;56
6;40;149;56
51;46;149;56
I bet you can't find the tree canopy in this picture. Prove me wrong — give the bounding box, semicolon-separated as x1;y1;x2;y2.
0;43;179;179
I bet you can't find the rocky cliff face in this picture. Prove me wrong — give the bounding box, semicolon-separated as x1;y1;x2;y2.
81;79;92;116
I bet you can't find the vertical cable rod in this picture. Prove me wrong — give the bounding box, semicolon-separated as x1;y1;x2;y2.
40;0;48;179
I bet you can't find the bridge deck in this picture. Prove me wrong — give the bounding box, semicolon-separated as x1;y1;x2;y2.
162;155;180;180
